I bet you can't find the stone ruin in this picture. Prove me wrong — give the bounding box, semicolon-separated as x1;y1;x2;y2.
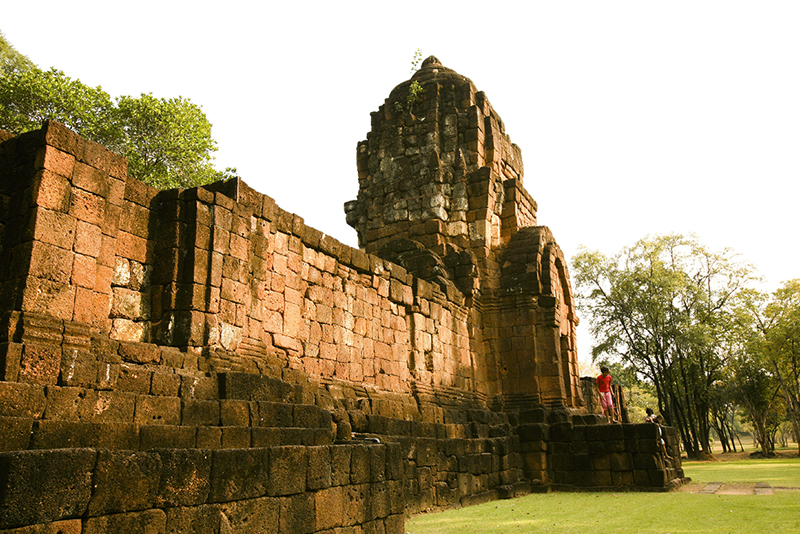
0;57;685;533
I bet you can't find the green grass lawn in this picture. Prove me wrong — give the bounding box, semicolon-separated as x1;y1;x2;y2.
406;457;800;534
683;456;800;487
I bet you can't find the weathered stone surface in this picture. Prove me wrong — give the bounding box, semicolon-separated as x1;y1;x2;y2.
0;382;46;419
86;450;162;516
268;445;307;496
0;449;96;529
0;519;82;534
164;504;221;534
0;58;687;531
279;493;314;534
155;449;212;507
208;448;271;502
83;509;166;534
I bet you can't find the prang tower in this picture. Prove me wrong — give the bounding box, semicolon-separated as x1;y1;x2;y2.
346;56;583;412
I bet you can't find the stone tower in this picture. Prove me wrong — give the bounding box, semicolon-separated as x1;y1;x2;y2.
346;56;584;411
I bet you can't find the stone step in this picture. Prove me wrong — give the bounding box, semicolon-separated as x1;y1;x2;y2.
21;419;334;451
2;412;335;452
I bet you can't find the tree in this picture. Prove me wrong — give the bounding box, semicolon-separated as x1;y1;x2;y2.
0;66;122;148
116;93;220;188
0;32;227;189
0;31;34;74
757;280;800;453
572;234;757;458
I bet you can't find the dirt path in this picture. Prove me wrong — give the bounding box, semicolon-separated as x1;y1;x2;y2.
679;482;800;495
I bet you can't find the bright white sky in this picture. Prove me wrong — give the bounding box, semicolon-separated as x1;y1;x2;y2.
4;1;799;358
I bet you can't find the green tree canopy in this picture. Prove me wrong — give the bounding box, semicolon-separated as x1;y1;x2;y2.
754;279;800;453
572;234;758;458
0;31;229;189
0;31;34;74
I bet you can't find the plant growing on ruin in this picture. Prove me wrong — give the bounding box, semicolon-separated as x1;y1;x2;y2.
395;48;424;113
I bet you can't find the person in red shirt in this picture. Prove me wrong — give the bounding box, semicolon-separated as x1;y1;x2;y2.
596;366;617;423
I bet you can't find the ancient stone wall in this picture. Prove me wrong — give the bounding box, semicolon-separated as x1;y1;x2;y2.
345;57;583;411
0;56;687;533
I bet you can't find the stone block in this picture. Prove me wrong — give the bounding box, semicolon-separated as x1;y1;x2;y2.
634;453;661;471
72;160;109;197
134;395;181;425
219;372;293;402
139;425;195;450
120;201;150;238
251;427;281;448
29;241;74;284
220;497;279;534
83;391;136;423
331;445;352;486
307;446;332;490
0;519;83;533
0;448;95;529
370;446;387;482
74;220;102;256
612;470;635;487
385;514;405;534
279;493;314;534
0;417;33;451
220;399;250;426
86;450;161;516
33;168;71;212
116;230;150;264
369;480;391;520
124;176;154;206
69;188;105;226
118;341;160;364
315;486;344;531
269;445;308;496
0;342;22;382
29;420;94;449
610;452;635;471
83;509;166;534
31;208;77;253
151;372;181;396
196;426;222;449
221;426;251;449
0;381;46;418
154;449;211;507
208;448;271;502
182;399;220;426
343;484;369;526
115;366;152;393
71;254;96;289
181;375;218;400
649;469;668;487
110;319;146;342
18;344;62;385
294;404;321;428
255;402;293;427
592;453;611;471
164;504;222;534
350;444;370;485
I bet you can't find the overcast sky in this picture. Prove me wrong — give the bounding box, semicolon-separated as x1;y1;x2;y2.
4;1;799;356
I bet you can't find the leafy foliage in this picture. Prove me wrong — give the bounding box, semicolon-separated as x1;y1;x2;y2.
116;93;219;188
0;32;227;189
750;279;800;453
0;31;34;74
395;49;425;113
0;66;121;148
572;234;758;457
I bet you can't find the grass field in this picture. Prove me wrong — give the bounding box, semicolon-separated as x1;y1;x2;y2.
406;454;800;534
